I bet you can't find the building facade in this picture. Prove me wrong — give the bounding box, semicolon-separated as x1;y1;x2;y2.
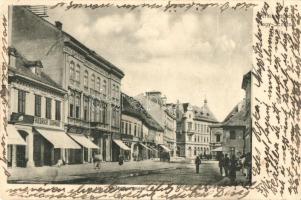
135;91;177;156
175;100;219;159
210;71;251;157
118;93;164;161
7;47;83;167
11;6;124;162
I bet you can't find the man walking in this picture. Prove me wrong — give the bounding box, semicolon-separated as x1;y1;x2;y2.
195;156;201;174
224;154;230;177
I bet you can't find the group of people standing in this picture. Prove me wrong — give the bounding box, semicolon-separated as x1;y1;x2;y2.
218;152;251;184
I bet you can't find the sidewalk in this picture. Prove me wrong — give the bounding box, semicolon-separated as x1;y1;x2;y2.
7;159;184;183
215;170;250;186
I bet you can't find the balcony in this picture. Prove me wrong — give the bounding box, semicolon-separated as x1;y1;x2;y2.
187;128;195;135
67;117;89;128
121;133;133;140
90;121;109;130
10;113;64;129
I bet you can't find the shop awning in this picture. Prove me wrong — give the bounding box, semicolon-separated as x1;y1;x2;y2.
160;144;171;152
211;147;223;152
68;133;99;149
35;128;81;149
139;143;152;151
7;124;26;145
148;146;158;152
113;139;131;151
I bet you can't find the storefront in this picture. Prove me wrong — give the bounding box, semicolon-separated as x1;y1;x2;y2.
7;124;27;168
112;139;131;162
68;133;99;163
34;128;81;165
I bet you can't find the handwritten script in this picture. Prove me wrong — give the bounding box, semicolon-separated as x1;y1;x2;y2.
252;1;301;198
50;1;257;13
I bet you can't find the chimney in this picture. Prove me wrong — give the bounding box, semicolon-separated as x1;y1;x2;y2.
55;21;63;30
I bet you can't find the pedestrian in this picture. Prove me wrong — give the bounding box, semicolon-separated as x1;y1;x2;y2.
118;154;124;165
195;156;201;174
245;152;252;182
218;154;224;176
229;155;237;184
93;153;102;170
223;154;230;177
240;154;246;176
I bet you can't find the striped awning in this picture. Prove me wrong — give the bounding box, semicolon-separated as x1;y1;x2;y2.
68;133;99;149
113;139;131;151
7;124;26;145
36;128;81;149
139;143;152;151
160;144;171;152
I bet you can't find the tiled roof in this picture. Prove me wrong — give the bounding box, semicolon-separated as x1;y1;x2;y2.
182;102;218;123
221;100;250;127
8;47;65;92
193;104;218;123
122;93;164;132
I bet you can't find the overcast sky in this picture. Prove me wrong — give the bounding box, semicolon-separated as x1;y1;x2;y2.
48;6;252;121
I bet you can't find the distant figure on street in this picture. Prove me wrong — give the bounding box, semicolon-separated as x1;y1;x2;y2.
93;153;102;170
229;155;237;184
195;156;201;173
218;154;224;176
118;154;124;165
245;152;252;183
224;154;230;177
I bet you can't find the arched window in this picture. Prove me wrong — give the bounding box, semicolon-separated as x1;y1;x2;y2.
91;74;95;89
84;70;88;89
69;61;75;82
103;79;107;97
75;64;80;83
96;77;100;92
116;86;119;101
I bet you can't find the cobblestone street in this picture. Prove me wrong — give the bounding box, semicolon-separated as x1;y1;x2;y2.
8;159;247;185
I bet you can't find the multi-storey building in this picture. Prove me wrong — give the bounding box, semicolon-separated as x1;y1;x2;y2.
7;47;83;167
210;71;251;157
11;6;124;162
118;93;164;161
175;100;219;159
135;91;177;156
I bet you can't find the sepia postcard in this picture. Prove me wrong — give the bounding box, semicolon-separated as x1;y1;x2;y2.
0;0;300;199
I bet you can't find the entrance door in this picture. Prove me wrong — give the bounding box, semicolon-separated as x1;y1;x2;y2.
103;137;106;161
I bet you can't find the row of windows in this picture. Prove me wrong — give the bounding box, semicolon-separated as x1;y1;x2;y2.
69;61;109;97
188;146;210;156
111;84;120;103
188;135;210;143
112;109;120;127
69;94;110;124
18;90;61;121
121;121;142;138
187;122;210;133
